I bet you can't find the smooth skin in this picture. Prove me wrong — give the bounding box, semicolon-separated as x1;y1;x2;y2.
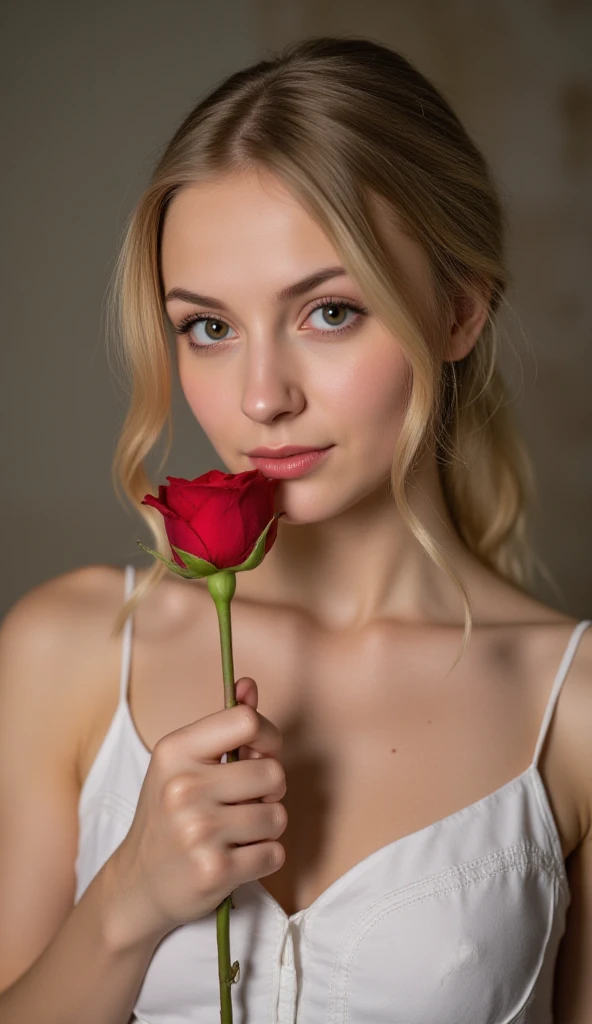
0;166;591;1021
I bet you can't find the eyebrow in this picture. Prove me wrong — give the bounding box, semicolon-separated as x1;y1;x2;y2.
164;265;348;311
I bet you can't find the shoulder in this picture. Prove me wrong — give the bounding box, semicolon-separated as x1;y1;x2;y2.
476;581;592;846
0;563;126;655
552;618;592;846
516;608;592;854
0;565;129;768
0;564;131;667
2;563;125;628
517;601;592;846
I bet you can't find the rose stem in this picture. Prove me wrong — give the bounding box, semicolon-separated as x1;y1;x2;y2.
207;569;240;1024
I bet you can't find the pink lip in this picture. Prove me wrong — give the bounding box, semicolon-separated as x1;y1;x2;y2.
247;447;334;479
246;444;329;458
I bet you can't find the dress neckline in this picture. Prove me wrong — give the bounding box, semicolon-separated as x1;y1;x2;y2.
121;699;567;922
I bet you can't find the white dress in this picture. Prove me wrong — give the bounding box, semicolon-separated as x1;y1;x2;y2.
74;564;591;1023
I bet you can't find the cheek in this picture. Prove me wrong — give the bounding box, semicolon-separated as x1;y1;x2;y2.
332;346;412;442
178;359;222;435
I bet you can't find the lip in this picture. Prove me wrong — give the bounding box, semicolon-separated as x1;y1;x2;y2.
247;446;334;479
245;444;331;458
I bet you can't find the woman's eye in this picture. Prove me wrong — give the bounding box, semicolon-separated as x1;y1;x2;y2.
306;302;358;332
174;299;368;355
189;318;236;346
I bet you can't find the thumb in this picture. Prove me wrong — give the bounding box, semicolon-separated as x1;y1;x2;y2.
233;677;263;760
234;675;258;710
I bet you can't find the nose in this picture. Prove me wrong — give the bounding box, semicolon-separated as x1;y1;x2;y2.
240;336;305;425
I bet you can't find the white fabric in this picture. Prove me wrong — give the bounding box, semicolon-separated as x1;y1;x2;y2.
74;564;591;1023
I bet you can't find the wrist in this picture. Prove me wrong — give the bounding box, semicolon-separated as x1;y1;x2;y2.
94;851;165;956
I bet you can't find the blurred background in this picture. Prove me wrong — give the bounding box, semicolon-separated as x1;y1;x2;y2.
1;0;590;618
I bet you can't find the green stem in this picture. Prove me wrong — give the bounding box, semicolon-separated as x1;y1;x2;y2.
207;570;240;1024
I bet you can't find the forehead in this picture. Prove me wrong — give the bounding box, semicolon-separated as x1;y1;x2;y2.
160;170;339;285
160;168;433;304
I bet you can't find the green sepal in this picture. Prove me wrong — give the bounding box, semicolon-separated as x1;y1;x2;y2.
136;540;195;578
225;511;285;573
170;546;219;577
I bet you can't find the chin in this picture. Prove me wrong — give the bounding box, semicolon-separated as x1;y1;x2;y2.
272;488;342;526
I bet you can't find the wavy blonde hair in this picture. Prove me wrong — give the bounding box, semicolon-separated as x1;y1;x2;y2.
107;35;558;661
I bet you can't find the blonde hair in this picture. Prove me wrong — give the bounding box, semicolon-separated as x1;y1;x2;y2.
107;35;558;661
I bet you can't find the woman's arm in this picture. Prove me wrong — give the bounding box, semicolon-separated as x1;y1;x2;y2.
553;833;592;1022
0;859;160;1024
0;568;162;1023
552;629;592;1022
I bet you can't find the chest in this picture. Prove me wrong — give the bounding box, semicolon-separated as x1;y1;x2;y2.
81;591;573;917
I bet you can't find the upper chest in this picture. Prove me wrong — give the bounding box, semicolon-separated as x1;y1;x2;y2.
78;582;583;915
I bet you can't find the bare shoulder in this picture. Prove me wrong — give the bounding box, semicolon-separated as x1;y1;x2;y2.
551;617;592;845
0;564;129;772
1;563;127;661
2;563;125;627
522;592;592;832
472;575;592;848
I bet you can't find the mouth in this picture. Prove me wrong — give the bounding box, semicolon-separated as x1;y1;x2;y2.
245;444;332;458
246;446;334;479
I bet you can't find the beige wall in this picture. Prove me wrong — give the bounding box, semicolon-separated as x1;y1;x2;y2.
1;0;590;618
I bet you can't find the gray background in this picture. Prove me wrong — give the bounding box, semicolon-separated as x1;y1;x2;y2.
1;0;590;619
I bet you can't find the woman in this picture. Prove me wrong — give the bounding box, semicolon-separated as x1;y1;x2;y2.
0;35;590;1024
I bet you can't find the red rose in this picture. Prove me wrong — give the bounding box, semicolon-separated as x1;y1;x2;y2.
142;469;281;570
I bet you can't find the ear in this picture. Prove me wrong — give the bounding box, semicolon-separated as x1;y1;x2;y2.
443;289;490;362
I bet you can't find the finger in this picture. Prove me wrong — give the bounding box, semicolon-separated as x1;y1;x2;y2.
235;678;262;759
234;676;258;709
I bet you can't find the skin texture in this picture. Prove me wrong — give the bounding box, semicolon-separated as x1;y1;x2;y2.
161;167;495;631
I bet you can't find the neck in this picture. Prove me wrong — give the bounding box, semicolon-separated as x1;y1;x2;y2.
239;453;481;632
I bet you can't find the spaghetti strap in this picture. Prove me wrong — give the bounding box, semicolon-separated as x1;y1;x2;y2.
532;619;592;768
118;564;136;706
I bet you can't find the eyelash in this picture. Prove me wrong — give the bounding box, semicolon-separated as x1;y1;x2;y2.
173;296;369;355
